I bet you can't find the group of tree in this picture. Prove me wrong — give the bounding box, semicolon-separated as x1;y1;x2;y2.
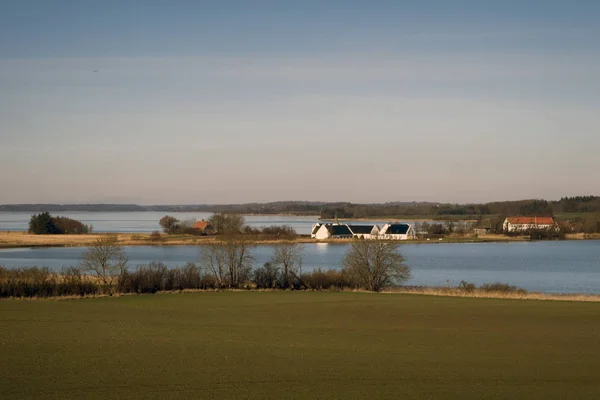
158;215;211;235
159;213;297;238
28;212;92;235
1;235;411;298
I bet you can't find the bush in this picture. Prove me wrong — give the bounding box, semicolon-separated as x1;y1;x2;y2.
119;262;217;294
53;216;91;234
149;231;164;242
0;266;100;298
260;225;297;239
479;282;527;294
299;269;352;290
242;225;297;239
457;280;476;293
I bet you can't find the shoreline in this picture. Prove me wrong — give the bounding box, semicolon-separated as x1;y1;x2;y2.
1;231;599;249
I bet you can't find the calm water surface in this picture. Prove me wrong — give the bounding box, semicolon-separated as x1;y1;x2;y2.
0;212;320;234
1;241;599;294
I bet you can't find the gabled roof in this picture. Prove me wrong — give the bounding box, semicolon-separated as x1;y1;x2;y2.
192;220;212;231
506;217;554;225
346;225;375;234
311;223;322;234
383;223;411;235
327;224;352;236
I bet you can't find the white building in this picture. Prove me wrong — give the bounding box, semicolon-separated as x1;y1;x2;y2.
313;224;353;240
503;217;555;232
346;224;380;239
312;222;416;240
378;223;417;240
310;223;322;238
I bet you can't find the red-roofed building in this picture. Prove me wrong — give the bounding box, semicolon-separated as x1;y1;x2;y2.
503;217;556;233
192;220;215;235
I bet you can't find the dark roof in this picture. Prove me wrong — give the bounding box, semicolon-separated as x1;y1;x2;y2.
386;224;410;235
328;225;352;236
346;225;375;234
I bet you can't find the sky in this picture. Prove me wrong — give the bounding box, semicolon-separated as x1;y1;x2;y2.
1;0;599;204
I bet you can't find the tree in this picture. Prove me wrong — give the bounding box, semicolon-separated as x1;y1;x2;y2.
53;216;91;234
159;215;180;234
342;239;411;292
253;262;280;289
80;236;128;293
208;213;245;235
271;243;303;288
199;233;254;288
28;212;60;234
28;213;90;235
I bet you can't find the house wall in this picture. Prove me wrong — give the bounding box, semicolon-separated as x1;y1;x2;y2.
378;224;416;240
505;223;552;232
310;223;322;238
353;233;375;239
314;225;331;240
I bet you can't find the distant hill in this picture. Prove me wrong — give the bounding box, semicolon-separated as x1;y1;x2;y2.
1;197;598;218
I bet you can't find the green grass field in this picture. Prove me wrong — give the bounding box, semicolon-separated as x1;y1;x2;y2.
1;292;600;399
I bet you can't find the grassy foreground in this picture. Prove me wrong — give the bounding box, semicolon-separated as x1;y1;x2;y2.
2;292;600;399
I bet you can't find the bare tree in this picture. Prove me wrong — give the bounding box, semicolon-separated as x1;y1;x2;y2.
271;243;303;288
200;242;226;287
208;213;245;235
200;233;254;288
80;236;128;292
342;238;411;292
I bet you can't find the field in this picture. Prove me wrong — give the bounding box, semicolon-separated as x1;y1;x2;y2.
2;292;600;399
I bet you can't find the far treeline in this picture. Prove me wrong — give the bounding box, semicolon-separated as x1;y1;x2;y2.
2;196;600;217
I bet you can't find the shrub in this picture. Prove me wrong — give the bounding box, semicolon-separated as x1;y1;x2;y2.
53;216;91;234
260;225;297;239
300;269;352;290
0;266;101;298
457;280;476;293
149;231;164;242
479;282;527;294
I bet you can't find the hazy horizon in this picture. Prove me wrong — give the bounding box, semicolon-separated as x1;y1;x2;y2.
2;1;599;204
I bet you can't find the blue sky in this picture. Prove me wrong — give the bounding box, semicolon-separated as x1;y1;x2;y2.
1;0;599;204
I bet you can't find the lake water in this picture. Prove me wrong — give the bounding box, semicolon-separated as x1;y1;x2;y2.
1;241;599;294
0;211;322;234
0;211;463;235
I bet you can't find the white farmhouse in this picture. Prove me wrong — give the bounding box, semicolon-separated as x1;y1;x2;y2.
313;224;353;240
310;223;322;238
503;217;555;232
346;224;380;239
378;223;417;240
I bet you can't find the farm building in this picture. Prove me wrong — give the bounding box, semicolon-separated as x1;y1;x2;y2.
503;217;556;232
312;222;415;240
313;224;353;239
346;224;380;239
310;223;322;238
192;220;215;235
378;223;417;240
